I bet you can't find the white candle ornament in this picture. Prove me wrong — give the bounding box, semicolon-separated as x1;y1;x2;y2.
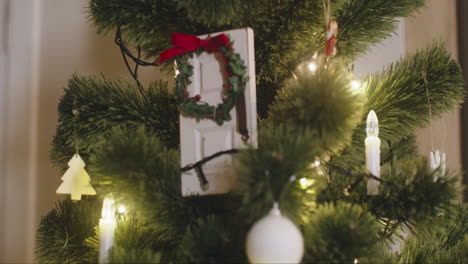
56;154;96;200
99;196;117;263
429;150;446;182
365;110;381;195
246;203;304;264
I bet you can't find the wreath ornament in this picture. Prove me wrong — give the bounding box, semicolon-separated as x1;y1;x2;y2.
158;33;248;126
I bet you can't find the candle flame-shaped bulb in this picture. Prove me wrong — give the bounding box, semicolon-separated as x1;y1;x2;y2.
101;196;116;220
366;110;379;137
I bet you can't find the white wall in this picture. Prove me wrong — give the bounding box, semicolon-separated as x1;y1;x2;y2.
1;0;161;262
0;0;40;262
407;0;461;171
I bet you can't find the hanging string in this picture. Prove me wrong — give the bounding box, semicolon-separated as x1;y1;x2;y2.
442;116;446;152
323;0;331;24
278;174;297;204
72;107;79;155
422;66;435;151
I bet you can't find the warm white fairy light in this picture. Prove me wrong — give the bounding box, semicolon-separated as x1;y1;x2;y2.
117;205;126;214
309;159;321;169
354;258;359;264
350;80;362;93
308;62;318;72
306;53;319;73
174;61;180;77
299;178;315;189
314;159;321;167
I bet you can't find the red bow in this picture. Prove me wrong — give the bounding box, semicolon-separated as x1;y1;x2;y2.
158;33;231;64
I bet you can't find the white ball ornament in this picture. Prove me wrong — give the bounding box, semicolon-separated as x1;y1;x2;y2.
246;203;304;264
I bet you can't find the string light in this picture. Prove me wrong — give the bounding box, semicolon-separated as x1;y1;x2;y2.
299;178;314;189
117;205;126;214
174;61;180;77
309;158;320;169
308;62;318;72
313;158;325;175
314;160;320;167
354;258;359;264
307;52;319;73
309;158;321;169
350;80;362;93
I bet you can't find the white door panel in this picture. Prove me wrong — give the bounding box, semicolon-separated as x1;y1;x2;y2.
180;27;257;196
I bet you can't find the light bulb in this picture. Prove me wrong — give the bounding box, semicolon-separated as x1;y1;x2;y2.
174;61;180;77
299;178;314;189
314;160;320;167
350;80;362;93
308;159;320;169
117;205;126;214
308;62;317;72
366;110;379;137
101;196;116;220
354;258;359;264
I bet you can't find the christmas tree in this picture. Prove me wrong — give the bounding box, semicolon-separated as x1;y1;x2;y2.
36;0;467;263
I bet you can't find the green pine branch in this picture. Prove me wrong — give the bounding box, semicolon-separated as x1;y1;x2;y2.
334;41;464;169
88;0;426;116
88;127;239;262
336;0;425;60
303;202;381;264
84;217;164;263
376;205;468;264
35;198;101;263
51;75;179;171
266;56;364;154
318;156;461;233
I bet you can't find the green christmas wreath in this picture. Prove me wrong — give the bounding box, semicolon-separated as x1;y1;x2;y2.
159;33;248;125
